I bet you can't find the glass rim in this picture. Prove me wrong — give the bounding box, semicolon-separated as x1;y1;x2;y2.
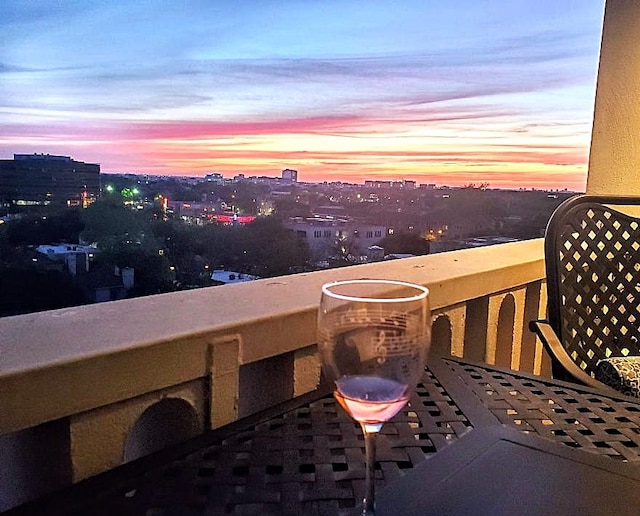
321;279;429;303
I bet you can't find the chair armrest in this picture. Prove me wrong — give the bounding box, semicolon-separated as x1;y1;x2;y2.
529;320;613;391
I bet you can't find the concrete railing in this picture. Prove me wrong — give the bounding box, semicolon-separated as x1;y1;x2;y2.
0;239;548;510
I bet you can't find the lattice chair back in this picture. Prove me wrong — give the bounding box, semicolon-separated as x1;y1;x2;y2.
544;195;640;381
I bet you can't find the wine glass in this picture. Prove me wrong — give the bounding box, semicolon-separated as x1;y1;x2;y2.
317;279;431;515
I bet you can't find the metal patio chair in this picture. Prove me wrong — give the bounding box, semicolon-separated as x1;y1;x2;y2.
530;195;640;396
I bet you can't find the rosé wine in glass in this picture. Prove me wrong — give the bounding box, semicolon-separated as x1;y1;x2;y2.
335;376;409;430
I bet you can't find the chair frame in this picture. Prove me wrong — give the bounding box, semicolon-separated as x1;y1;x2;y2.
530;194;640;393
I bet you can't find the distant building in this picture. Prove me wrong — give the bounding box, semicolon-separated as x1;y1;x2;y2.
286;217;387;261
204;173;224;184
312;205;347;218
365;180;392;189
364;179;415;189
0;154;100;207
211;269;259;284
81;266;131;303
270;188;293;200
34;243;132;302
367;245;385;262
35;244;98;275
282;169;298;183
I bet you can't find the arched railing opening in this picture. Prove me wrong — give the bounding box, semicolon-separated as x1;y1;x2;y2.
431;315;452;358
519;281;542;372
124;398;199;463
495;294;516;367
464;297;489;362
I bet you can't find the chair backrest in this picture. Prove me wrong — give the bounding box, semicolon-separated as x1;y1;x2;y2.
545;195;640;378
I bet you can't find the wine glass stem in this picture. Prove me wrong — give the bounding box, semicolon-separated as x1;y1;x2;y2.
361;425;379;515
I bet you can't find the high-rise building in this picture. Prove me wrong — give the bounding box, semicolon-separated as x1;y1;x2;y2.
0;154;100;207
282;168;298;183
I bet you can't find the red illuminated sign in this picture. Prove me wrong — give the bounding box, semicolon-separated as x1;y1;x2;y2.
214;214;256;224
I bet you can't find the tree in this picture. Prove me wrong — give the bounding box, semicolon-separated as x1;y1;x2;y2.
331;231;359;264
0;223;14;265
95;243;174;296
0;268;84;317
81;199;148;247
81;202;173;295
6;209;85;246
239;217;310;277
377;232;430;256
272;197;311;219
151;220;213;286
230;183;268;215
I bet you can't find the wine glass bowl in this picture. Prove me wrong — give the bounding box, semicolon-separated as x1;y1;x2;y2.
318;279;431;514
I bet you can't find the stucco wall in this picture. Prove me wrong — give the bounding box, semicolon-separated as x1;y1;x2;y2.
588;0;640;195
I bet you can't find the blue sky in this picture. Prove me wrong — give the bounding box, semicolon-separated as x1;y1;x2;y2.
0;1;606;189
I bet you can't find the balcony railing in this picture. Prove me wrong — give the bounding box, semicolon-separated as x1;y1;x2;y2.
0;239;548;510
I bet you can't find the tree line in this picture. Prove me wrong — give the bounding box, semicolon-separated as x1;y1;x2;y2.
0;200;310;316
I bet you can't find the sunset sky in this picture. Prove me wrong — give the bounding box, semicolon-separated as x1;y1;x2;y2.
1;1;605;190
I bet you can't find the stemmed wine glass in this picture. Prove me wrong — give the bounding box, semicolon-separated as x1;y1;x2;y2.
318;279;431;515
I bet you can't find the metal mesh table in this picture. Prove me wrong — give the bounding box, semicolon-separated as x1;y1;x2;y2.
11;367;471;516
439;358;640;463
10;358;640;516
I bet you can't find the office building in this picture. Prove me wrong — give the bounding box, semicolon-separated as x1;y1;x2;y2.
0;154;100;207
285;216;386;261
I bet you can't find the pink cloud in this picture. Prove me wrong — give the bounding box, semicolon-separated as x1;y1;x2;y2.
116;116;370;140
0;107;589;191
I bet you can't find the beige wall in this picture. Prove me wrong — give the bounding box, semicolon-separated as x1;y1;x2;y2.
588;0;640;195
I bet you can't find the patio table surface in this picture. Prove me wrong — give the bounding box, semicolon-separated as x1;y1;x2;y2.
8;357;640;515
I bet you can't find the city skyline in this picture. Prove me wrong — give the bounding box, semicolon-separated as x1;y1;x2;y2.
1;1;605;190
